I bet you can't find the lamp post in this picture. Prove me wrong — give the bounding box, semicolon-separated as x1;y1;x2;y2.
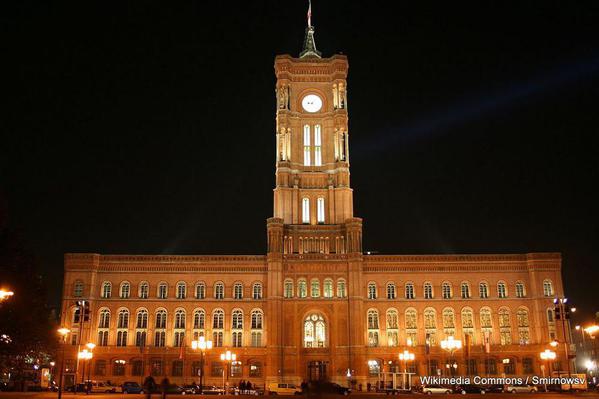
440;336;462;376
585;325;599;373
0;289;14;302
57;328;70;399
85;343;95;394
219;350;236;392
399;350;415;390
77;349;93;394
192;336;213;394
540;349;556;392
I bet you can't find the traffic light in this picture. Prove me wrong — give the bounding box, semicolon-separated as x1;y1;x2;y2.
564;306;572;320
554;305;561;320
83;301;90;322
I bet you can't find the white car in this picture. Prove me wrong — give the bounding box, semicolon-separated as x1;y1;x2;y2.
506;384;538;393
267;382;302;395
421;385;453;394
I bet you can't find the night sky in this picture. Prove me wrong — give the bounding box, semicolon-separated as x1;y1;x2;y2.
2;2;598;321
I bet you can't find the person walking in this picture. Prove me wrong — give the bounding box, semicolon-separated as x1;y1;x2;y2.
143;375;155;399
160;377;170;399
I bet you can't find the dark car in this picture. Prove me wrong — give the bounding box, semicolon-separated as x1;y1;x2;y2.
122;381;144;394
312;382;351;395
202;385;225;395
455;385;488;394
181;384;200;394
481;384;504;393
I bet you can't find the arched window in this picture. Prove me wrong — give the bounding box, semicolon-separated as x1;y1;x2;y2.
515;282;525;298
405;308;417;345
442;282;452;299
98;309;110;328
461;307;474;329
101;282;112;298
195;282;206;299
304;313;326;348
310;278;320;297
251;309;263;329
479;282;489;299
252;282;263;299
155;310;167;329
323;279;333;298
119;282;130;299
405;282;415;299
367;282;377;299
314;125;322;166
214;282;224;299
497;281;507;298
302;198;310;224
212;309;224;329
174;309;186;329
442;308;455;329
116;309;129;329
424;282;433;299
543;280;554;297
73;280;84;297
367;309;380;347
232;309;243;347
136;309;148;329
498;308;512;345
233;283;243;299
157;282;168;299
251;309;264;347
424;308;436;329
480;307;493;329
176;282;186;299
337;279;346;298
139;282;149;299
297;279;307;298
517;307;530;345
461;282;471;299
386;283;396;299
193;309;205;330
303;125;311;166
284;279;294;298
317;197;325;223
387;309;399;347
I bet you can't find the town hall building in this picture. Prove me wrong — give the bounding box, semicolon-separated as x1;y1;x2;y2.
60;19;568;389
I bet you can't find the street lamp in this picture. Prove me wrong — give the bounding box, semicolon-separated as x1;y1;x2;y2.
441;336;462;376
0;289;14;302
399;350;415;390
85;343;95;394
540;349;556;392
219;350;236;392
57;328;70;399
78;348;93;394
192;336;213;394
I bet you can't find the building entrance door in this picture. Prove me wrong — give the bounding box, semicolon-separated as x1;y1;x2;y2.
307;361;327;382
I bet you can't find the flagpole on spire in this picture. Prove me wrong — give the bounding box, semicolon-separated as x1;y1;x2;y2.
307;0;312;28
300;0;321;58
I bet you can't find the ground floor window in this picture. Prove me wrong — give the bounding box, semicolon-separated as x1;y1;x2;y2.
113;361;125;376
485;359;497;375
427;360;439;375
172;360;183;376
504;361;515;375
249;362;262;377
523;358;534;374
231;362;242;377
94;360;106;376
368;360;380;377
211;362;223;377
151;360;163;376
132;360;143;376
466;359;477;375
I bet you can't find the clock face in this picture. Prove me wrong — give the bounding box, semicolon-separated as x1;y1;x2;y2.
301;94;323;113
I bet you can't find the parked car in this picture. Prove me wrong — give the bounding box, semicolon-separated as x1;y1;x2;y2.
122;381;144;394
86;380;118;393
455;385;488;394
505;384;537;393
202;385;225;395
181;384;200;394
267;382;302;395
481;384;504;393
421;385;453;394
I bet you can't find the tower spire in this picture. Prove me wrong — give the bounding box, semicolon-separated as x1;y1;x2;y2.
300;0;321;58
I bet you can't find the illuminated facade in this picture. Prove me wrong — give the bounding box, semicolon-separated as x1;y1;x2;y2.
60;23;568;387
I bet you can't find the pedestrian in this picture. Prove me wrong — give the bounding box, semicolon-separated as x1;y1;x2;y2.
245;380;251;394
301;380;308;395
160;377;170;399
239;379;245;394
143;375;155;399
367;382;371;392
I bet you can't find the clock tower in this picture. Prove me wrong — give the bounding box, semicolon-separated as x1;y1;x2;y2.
268;25;362;257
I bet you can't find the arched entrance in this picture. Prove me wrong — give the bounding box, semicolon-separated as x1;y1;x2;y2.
307;361;328;382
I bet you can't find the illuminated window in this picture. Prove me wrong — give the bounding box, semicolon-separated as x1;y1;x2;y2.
176;282;186;299
461;308;474;329
139;282;149;299
297;279;307;298
386;283;396;299
155;310;167;329
461;282;471;299
367;310;379;347
442;308;455;330
336;279;346;298
323;278;333;298
543;280;554;297
517;307;531;344
233;283;243;299
195;282;206;299
174;309;186;329
119;282;130;299
386;309;399;347
252;283;263;299
251;309;263;330
442;282;452;299
515;282;525;298
405;283;415;299
232;309;243;347
317;197;325;223
498;308;512;345
310;278;320;297
284;279;293;298
314;125;322;166
73;280;84;297
214;282;224;299
479;282;489;299
424;282;433;299
136;309;148;329
480;307;493;329
193;309;205;329
302;198;310;224
367;282;377;299
157;282;167;299
497;281;507;298
101;282;112;298
405;308;417;329
117;309;129;329
303;125;311;166
212;309;224;329
98;309;110;329
304;313;326;348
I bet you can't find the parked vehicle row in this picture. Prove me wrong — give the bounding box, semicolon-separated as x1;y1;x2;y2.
419;383;538;394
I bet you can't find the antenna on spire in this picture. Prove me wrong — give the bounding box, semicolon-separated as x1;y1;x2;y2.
300;0;321;58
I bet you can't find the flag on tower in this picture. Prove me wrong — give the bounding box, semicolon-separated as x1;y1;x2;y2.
307;0;312;27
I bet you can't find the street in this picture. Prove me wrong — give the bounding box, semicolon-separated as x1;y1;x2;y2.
1;393;599;399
